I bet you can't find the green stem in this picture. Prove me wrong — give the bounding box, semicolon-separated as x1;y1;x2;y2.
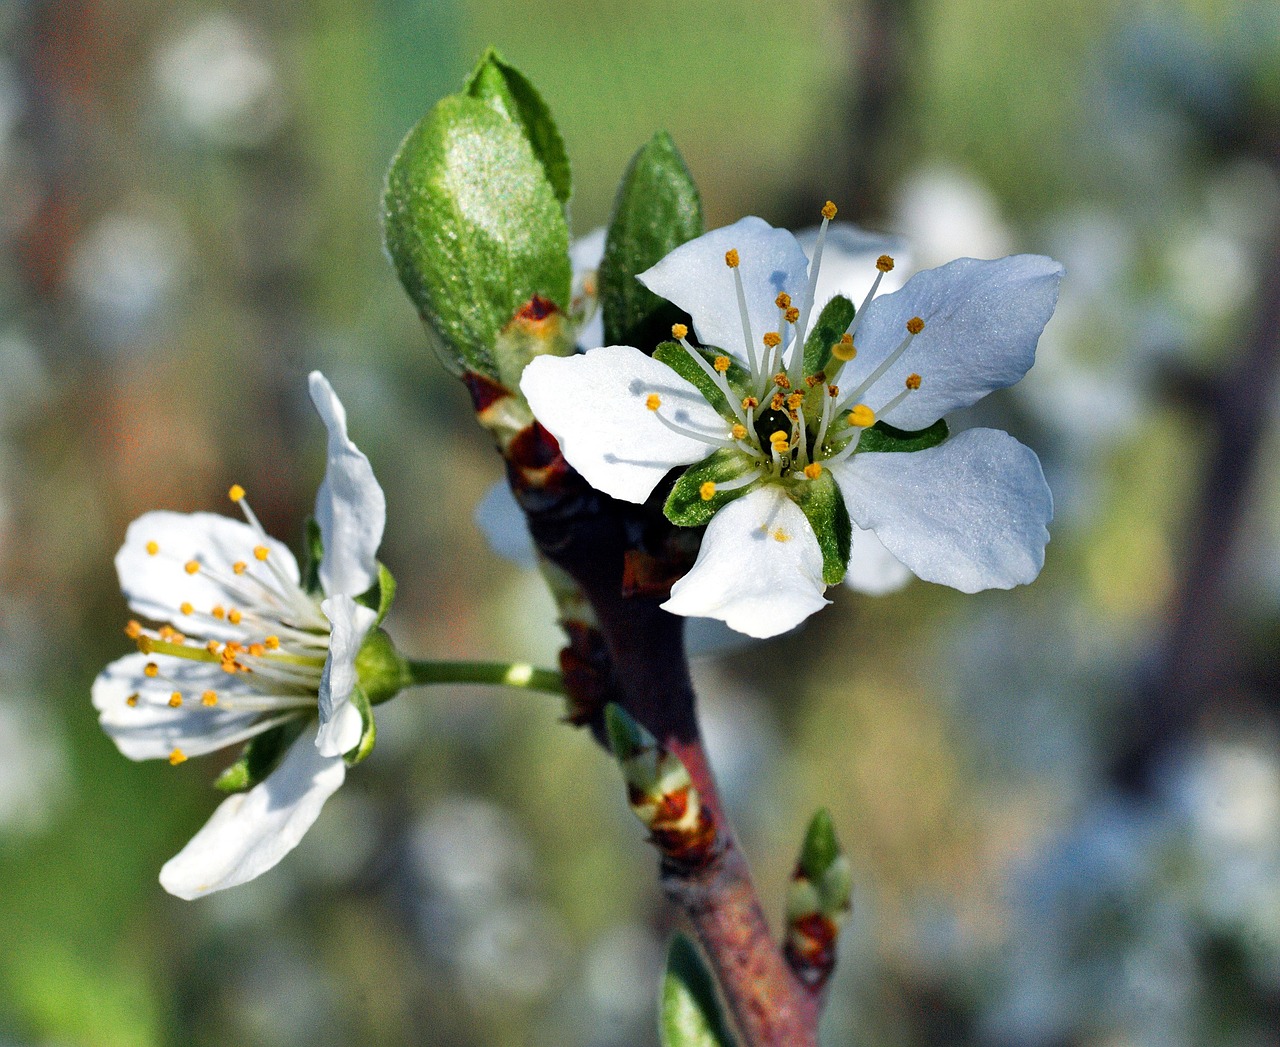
404;658;565;695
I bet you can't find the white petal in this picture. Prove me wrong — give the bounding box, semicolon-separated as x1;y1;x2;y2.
474;481;537;569
309;371;387;598
843;525;912;595
662;485;829;638
794;222;909;310
637;217;810;362
844;255;1063;429
521;346;729;503
832;428;1053;593
571;227;606;350
159;724;345;899
116;510;299;641
316;595;377;757
92;653;275;761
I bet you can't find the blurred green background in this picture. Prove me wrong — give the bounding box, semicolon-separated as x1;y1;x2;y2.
3;0;1280;1044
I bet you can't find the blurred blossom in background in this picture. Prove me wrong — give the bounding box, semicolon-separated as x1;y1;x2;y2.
2;1;1280;1045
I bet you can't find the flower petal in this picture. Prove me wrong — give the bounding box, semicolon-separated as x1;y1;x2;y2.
116;510;299;641
638;216;810;363
843;525;913;595
316;595;377;758
571;226;606;350
831;428;1052;593
309;371;387;598
794;222;908;312
521;346;730;503
92;653;279;761
159;724;345;899
662;485;829;638
843;255;1063;429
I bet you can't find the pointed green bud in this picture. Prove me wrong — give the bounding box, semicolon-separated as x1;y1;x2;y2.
784;809;852;988
798;807;840;881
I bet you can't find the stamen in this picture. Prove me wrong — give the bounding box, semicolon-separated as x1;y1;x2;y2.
253;546;270;561
125;620;142;639
184;560;200;575
126;694;139;707
832;333;856;362
648;407;738;448
875;374;921;419
671;323;688;339
144;663;159;678
674;337;747;423
646;394;662;411
848;404;876;428
822;200;838;220
803;463;823;479
731;424;748;440
228;484;245;502
877;254;895;272
233;561;247;575
169;692;183;708
146;541;159;556
169;749;188;766
770;392;786;411
201;690;218;706
846;257;897;343
725;250;739;268
788;200;837;386
729;255;759;377
784;306;799;324
836;317;925;413
179;602;193;616
713;356;730;373
715;468;763;493
775;292;792;309
773;372;791;389
700;481;717;501
763;332;782;349
741;396;759;410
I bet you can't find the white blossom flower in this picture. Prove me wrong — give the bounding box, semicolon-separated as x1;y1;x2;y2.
522;206;1061;639
92;371;387;898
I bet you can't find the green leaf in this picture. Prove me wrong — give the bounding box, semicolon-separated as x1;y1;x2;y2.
344;685;377;766
791;470;851;585
600;132;703;350
855;418;949;454
652;340;748;421
383;93;572;382
664;449;760;528
214;718;306;793
301;517;324;597
802;294;855;376
660;934;737;1047
465;49;571;207
798;808;840;881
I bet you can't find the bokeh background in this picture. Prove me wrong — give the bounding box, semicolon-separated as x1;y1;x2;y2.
3;0;1280;1044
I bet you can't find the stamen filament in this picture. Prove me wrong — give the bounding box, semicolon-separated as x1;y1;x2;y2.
732;265;760;378
788;208;833;387
836;325;921;414
677;337;747;424
650;408;737;448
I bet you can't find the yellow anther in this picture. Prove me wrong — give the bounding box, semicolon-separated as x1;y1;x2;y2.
264;636;280;650
741;396;759;410
775;292;792;309
159;625;176;640
253;545;269;561
725;249;740;268
828;385;840;397
770;430;790;447
233;561;247;575
144;662;159;678
228;609;242;625
201;690;218;707
145;540;159;556
731;424;748;440
228;484;246;502
784;306;800;324
137;635;154;654
821;200;838;220
770;392;786;411
168;692;183;708
848;404;876;428
671;323;689;339
124;620;142;639
713;355;731;373
772;372;791;388
803;463;823;479
763;331;782;349
772;528;791;543
699;481;717;501
170;632;186;645
225;641;243;655
206;640;220;654
220;660;239;675
125;694;139;707
179;602;193;616
832;334;856;362
905;373;922;390
646;393;662;411
248;643;265;657
211;605;226;620
168;749;188;766
906;316;925;335
805;374;823;388
876;254;895;273
786;392;804;410
184;560;200;575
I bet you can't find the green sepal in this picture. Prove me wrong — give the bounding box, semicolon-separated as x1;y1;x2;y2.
383;93;572;381
600;131;703;350
464;49;571;206
855;417;949;454
660;934;738;1047
343;684;377;767
356;628;408;705
790;470;851;585
664;449;760;528
355;561;398;626
803;294;855;376
652;340;748;422
214;717;307;793
301;517;324;597
798;808;840;881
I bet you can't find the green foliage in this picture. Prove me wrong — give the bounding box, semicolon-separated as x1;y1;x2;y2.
356;561;399;625
465;48;572;206
798;807;840;880
856;418;950;454
652;340;748;420
600;132;704;349
383;92;571;382
791;469;852;585
664;449;760;527
660;934;738;1047
214;718;306;793
803;294;855;376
